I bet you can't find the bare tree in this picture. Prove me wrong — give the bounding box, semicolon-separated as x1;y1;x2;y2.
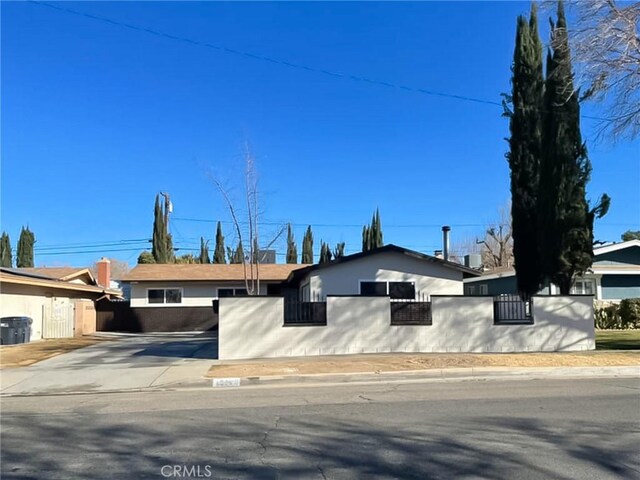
209;143;285;295
90;258;130;280
548;1;640;141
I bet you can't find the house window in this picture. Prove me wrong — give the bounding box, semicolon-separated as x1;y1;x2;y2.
571;279;595;295
389;282;416;300
217;288;248;298
360;281;416;299
467;285;476;295
479;284;489;295
360;281;388;296
147;288;182;304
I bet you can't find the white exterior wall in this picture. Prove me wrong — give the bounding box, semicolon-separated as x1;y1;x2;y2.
303;251;464;299
219;295;594;360
129;282;269;307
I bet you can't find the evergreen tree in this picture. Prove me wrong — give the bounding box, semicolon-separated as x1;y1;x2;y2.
506;4;545;299
199;237;210;264
539;1;610;294
362;209;383;252
286;224;298;264
333;242;345;259
373;208;383;248
621;230;640;242
16;226;35;268
319;241;333;264
152;195;169;263
362;225;370;252
213;222;226;264
0;232;12;268
137;251;156;264
151;194;175;263
302;226;314;264
228;243;244;264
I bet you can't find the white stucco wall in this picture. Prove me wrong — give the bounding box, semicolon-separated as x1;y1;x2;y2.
218;295;594;360
302;251;464;300
129;282;269;307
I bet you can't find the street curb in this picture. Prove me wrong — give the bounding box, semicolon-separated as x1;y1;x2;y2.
2;365;638;397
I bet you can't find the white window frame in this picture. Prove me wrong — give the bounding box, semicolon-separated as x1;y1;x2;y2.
467;285;476;295
479;284;489;295
571;278;596;295
146;287;183;305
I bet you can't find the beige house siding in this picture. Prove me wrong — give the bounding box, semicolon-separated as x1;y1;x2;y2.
129;281;270;308
301;251;463;299
0;283;102;340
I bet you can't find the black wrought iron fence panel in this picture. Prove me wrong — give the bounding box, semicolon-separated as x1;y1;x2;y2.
493;295;533;324
284;300;327;325
390;301;432;325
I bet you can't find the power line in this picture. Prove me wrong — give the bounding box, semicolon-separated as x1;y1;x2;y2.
35;239;151;251
29;0;608;122
171;217;487;228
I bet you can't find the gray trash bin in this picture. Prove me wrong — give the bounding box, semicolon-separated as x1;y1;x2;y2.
0;317;33;345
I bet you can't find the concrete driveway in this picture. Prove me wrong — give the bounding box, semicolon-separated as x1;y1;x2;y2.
0;332;217;396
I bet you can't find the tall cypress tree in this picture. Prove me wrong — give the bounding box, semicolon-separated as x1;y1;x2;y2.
302;226;313;264
362;209;383;252
373;208;383;248
362;225;370;252
506;4;545;299
231;243;245;264
286;224;298;264
319;241;333;264
0;232;12;268
213;222;226;264
152;195;169;263
333;242;345;259
16;226;35;268
539;1;610;294
199;237;210;264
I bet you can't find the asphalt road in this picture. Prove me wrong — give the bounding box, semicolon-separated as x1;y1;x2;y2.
1;377;639;479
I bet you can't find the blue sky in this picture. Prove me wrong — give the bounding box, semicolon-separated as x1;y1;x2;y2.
2;1;638;267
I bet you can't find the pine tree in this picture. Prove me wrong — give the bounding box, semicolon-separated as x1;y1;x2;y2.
333;242;345;259
0;232;12;268
506;4;545;299
286;224;298;264
137;251;156;264
213;222;226;264
539;1;610;294
16;226;35;268
302;226;313;264
199;237;210;264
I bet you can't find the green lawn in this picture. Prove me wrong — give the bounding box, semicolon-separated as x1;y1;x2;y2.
596;330;640;350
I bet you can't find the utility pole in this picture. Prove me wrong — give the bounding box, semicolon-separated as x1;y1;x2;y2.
160;192;172;231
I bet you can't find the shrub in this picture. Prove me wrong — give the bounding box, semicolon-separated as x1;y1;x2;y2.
595;303;621;329
619;298;640;329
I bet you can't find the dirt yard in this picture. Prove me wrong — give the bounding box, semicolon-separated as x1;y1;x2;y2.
0;336;112;369
207;349;640;378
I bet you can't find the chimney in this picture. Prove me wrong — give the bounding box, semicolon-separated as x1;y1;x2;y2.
442;225;451;262
97;257;111;288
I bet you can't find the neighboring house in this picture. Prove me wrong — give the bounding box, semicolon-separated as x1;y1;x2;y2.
19;267;97;285
0;265;121;341
283;244;481;300
115;263;308;332
463;239;640;301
